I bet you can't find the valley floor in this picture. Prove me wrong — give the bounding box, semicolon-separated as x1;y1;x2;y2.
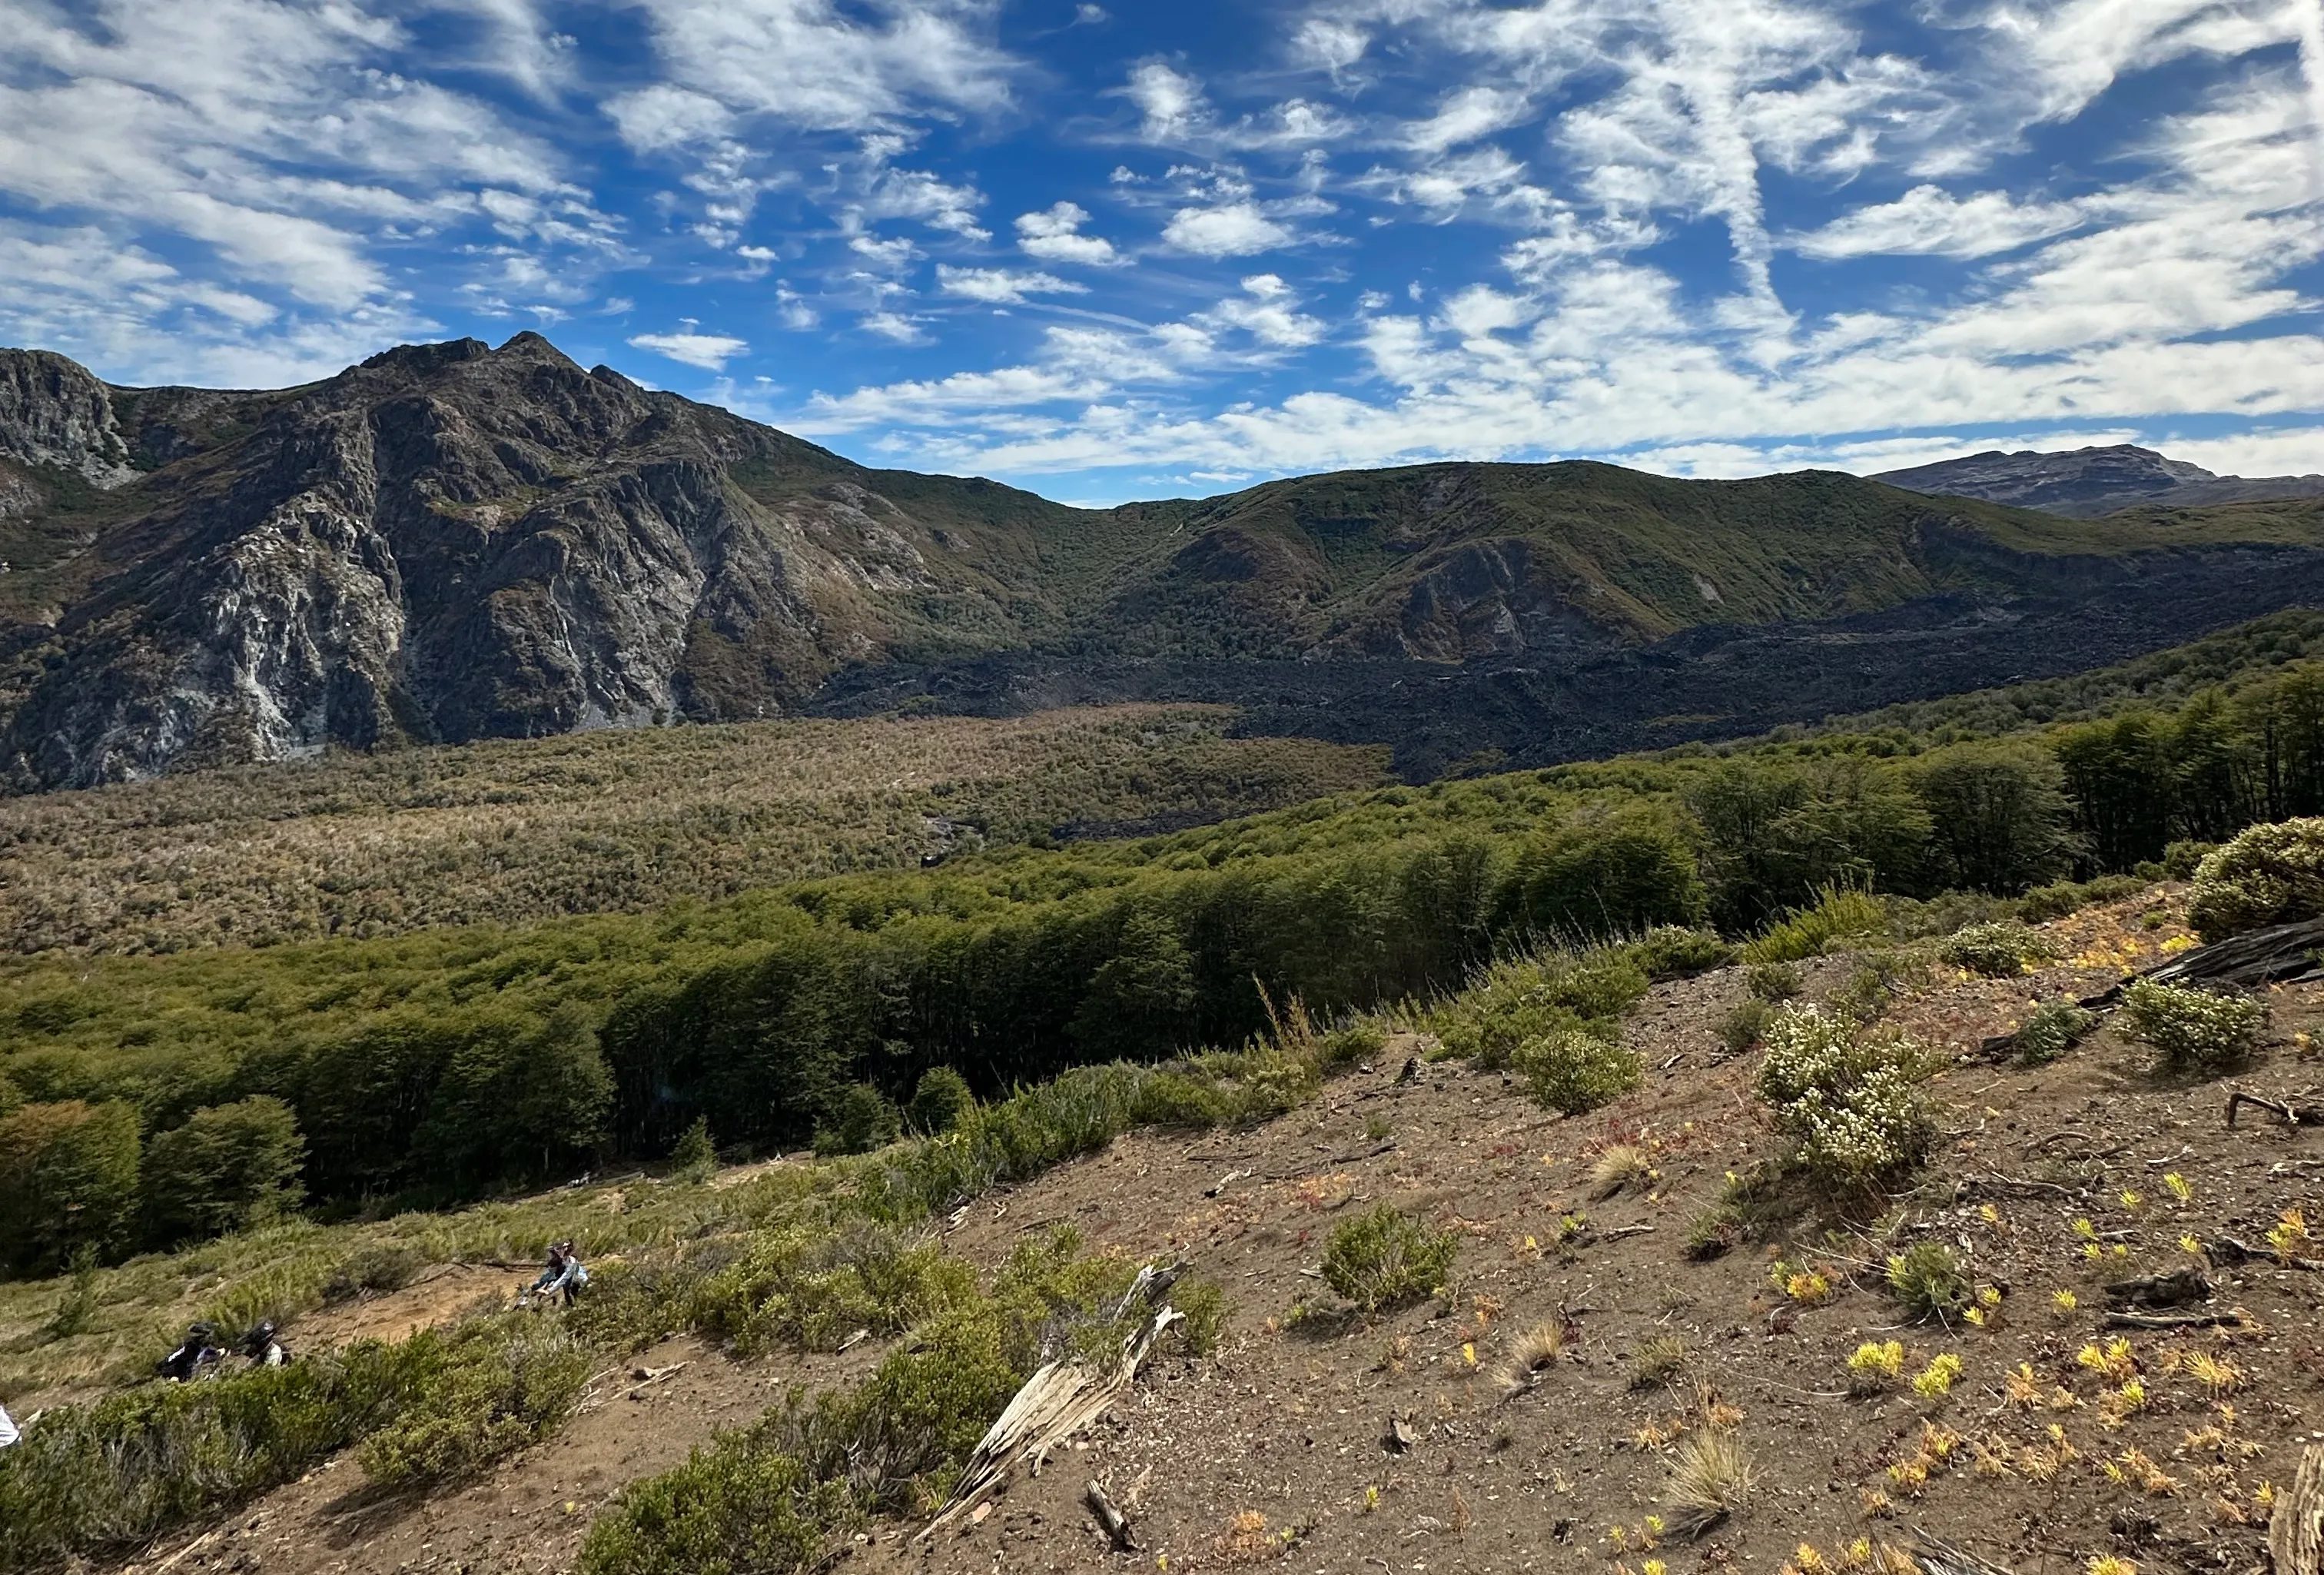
96;890;2324;1575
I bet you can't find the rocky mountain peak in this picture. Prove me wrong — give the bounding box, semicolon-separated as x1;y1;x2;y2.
0;347;136;487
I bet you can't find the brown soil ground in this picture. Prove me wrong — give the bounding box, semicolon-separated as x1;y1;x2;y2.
111;889;2324;1575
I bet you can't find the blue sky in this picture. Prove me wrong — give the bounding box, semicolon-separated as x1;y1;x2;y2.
4;0;2323;505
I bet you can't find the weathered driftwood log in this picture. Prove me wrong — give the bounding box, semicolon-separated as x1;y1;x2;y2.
2103;1309;2244;1331
2100;1266;2210;1310
2207;1233;2324;1271
2272;1444;2324;1575
922;1301;1184;1538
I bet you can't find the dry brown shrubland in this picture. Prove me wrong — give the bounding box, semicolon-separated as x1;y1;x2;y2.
0;706;1385;955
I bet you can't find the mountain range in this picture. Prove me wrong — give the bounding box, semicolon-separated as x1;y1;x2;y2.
1874;444;2324;517
5;331;2324;789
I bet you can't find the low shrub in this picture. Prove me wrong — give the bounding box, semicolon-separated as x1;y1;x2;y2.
906;1068;975;1136
1627;926;1733;981
1428;946;1648;1069
1937;922;2050;978
357;1317;589;1487
1885;1241;1972;1321
1511;1027;1641;1116
1738;885;1888;965
324;1244;429;1304
812;1084;902;1157
2014;1001;2098;1065
2120;979;2269;1074
1831;950;1914;1022
2162;839;2217;880
1718;998;1769;1054
0;1338;435;1570
2187;818;2324;941
2015;874;2145;923
580;1247;1154;1575
1682;1165;1803;1261
1745;962;1804;1001
1320;1205;1457;1314
668;1116;717;1181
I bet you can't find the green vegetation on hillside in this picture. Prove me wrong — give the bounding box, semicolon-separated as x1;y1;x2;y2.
4;610;2323;1264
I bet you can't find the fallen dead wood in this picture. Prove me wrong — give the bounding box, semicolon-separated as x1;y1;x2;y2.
2273;1444;2324;1575
2100;1267;2209;1310
2102;1309;2244;1331
922;1299;1184;1538
1086;1480;1138;1552
1910;1530;2014;1575
2206;1234;2324;1271
2145;916;2324;991
2227;1091;2324;1128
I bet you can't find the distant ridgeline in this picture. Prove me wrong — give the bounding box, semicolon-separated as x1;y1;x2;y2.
6;607;2324;1272
9;334;2324;789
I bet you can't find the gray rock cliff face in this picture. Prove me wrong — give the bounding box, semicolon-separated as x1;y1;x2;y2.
0;334;1064;787
0;348;135;486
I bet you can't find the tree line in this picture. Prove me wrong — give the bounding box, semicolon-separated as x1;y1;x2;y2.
8;647;2324;1275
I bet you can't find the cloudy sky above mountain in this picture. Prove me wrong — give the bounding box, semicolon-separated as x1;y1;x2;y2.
2;0;2322;503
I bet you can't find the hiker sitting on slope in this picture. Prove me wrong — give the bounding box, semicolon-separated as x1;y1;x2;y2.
239;1320;290;1368
156;1324;225;1382
530;1241;588;1306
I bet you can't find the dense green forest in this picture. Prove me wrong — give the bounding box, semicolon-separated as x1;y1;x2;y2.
8;610;2324;1274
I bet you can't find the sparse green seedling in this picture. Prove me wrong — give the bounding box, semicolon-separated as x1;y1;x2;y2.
1320;1204;1457;1314
1846;1340;1904;1397
1885;1242;1972;1322
1364;1113;1393;1144
1630;1334;1689;1390
1718;998;1770;1055
2015;1001;2098;1065
1746;962;1804;1002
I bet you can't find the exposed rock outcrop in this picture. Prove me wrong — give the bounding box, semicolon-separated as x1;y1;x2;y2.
0;348;135;486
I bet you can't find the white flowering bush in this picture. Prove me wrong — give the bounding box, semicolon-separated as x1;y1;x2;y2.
1756;1004;1934;1191
2187;817;2324;942
2120;979;2269;1074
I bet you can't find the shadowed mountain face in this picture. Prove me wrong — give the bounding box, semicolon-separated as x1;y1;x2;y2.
6;333;2324;790
1874;444;2324;518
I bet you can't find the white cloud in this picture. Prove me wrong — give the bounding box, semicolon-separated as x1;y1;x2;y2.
1406;86;1532;152
1127;61;1207;140
2162;427;2324;478
1195;273;1328;347
861;310;929;343
629;329;749;370
1291;18;1369;74
1794;185;2090;259
1164;201;1294;256
1015;201;1120;264
622;0;1014;134
935;266;1087;304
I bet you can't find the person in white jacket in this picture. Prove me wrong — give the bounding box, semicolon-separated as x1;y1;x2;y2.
0;1402;19;1449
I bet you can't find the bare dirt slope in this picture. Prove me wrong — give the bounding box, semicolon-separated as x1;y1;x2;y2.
115;892;2324;1575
